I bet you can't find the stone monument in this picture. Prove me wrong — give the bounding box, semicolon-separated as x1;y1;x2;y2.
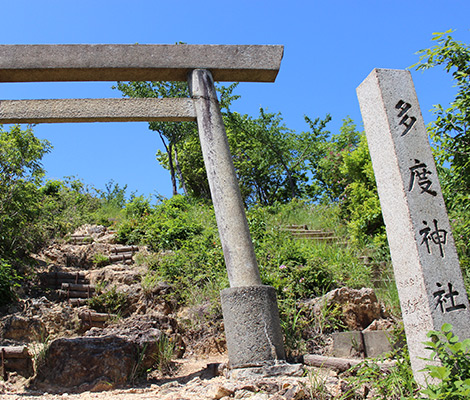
0;44;286;369
357;68;470;385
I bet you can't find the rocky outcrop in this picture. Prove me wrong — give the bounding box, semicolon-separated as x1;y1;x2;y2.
32;335;138;391
302;287;385;331
85;314;185;359
89;264;144;287
0;315;46;343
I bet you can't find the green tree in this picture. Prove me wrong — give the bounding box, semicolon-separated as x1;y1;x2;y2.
174;107;330;206
40;177;101;237
340;133;385;246
115;80;197;196
225;109;319;205
413;31;470;284
0;124;51;260
116;76;318;205
306;116;360;202
303;118;384;245
413;30;470;191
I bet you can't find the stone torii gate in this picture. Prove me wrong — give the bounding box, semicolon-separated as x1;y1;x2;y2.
0;44;286;368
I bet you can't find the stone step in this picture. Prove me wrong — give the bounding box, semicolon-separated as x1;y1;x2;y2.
109;252;134;264
291;232;337;239
69;298;90;307
0;346;33;378
286;224;309;230
78;311;117;329
39;271;88;289
68;235;93;244
58;289;94;299
281;226;340;242
61;283;95;292
0;346;30;359
110;245;138;254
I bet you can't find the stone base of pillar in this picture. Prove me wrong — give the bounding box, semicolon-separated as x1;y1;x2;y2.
221;285;286;368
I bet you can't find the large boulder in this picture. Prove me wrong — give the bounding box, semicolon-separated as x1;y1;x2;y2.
32;335;138;391
303;287;384;331
85;314;185;360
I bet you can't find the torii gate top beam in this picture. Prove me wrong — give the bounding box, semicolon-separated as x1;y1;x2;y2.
0;44;284;83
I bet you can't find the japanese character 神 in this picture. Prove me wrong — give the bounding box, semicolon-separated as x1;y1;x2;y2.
419;219;447;258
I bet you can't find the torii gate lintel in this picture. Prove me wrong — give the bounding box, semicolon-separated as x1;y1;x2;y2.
0;44;287;369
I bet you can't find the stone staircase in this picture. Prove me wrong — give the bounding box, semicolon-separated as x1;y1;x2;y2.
36;245;139;307
282;224;344;244
0;225;143;379
39;270;93;306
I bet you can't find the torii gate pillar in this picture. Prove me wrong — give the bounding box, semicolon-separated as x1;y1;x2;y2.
189;69;285;367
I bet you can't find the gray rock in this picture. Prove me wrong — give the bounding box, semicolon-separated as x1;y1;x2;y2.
32;335;137;390
227;362;303;379
304;287;383;331
0;314;46;343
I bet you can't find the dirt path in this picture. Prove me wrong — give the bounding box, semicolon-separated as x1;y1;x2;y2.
1;355;337;400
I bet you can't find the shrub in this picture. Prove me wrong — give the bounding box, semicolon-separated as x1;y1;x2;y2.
344;333;419;399
92;253;109;268
421;323;470;399
0;259;20;306
88;286;129;315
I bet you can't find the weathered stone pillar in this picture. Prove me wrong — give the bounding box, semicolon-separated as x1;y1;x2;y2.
357;68;470;385
188;69;285;367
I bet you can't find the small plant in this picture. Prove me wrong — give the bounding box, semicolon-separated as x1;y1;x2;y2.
31;331;51;370
92;252;109;268
130;335;175;382
303;367;332;400
180;280;224;330
280;302;305;359
141;270;162;296
151;335;174;374
88;286;128;315
130;343;149;383
343;341;418;399
421;323;470;399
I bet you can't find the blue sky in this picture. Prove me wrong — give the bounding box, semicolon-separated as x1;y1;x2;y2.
1;1;469;199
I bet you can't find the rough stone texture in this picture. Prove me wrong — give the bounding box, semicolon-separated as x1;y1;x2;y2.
362;330;395;358
303;287;383;331
226;362;303;379
331;331;364;358
31;335;138;390
0;98;196;124
0;44;283;83
39;242;113;268
84;314;185;359
88;264;143;287
1;297;84;342
0;315;46;343
357;68;470;385
189;68;261;288
220;286;285;368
